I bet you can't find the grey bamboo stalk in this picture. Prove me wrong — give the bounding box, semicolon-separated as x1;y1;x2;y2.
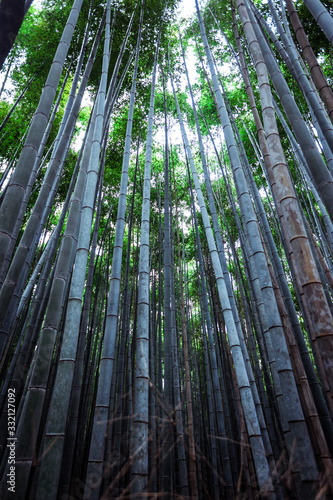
112;138;140;489
252;4;333;178
247;2;333;223
240;121;333;452
286;0;333;123
131;28;160;495
101;7;137;137
173;170;198;499
0;0;84;276
237;106;333;457
272;97;333;249
303;0;333;45
197;271;220;498
187;164;229;499
199;0;281;424
243;0;333;407
225;116;283;486
0;84;100;499
34;3;111;498
85;3;144;497
149;270;157;494
161;72;173;496
13;119;88;325
179;70;235;495
35;9;91;169
232;0;331;425
156;177;163;489
169;55;274;496
0;15;105;358
0;145;81;394
180;29;278;489
196;0;320;493
235;69;333;438
0;100;81;348
256;0;333;159
1;61;74;282
42;174;104;499
239;0;333;463
169;197;189;497
0;138;86;441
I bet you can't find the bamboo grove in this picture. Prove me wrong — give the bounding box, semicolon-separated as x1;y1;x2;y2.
0;0;333;497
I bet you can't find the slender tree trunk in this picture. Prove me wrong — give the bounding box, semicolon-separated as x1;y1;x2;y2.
173;168;198;499
0;0;84;275
0;8;103;358
303;0;333;45
286;0;333;123
85;4;144;497
131;27;160;496
249;2;333;223
161;70;173;496
170;44;274;495
242;0;333;407
34;3;111;497
196;2;320;495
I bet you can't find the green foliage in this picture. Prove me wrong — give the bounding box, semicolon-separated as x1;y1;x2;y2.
202;0;236;51
0;100;27;162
